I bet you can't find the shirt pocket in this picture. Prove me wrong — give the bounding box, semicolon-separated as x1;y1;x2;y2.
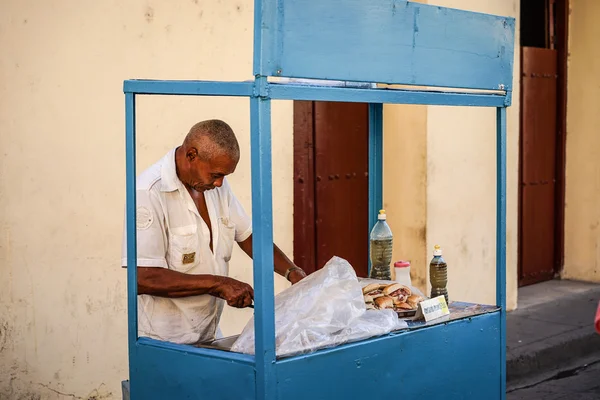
217;217;236;263
167;225;199;273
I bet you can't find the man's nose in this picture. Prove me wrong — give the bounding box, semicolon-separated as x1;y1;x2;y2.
213;177;224;187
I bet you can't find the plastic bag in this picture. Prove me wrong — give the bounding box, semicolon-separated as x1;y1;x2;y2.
230;256;406;358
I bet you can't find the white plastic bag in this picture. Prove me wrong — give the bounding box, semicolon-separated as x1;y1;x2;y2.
230;256;406;358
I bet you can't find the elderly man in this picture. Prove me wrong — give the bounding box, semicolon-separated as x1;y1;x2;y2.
122;119;306;345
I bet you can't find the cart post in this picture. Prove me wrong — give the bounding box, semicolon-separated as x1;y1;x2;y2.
368;103;384;274
125;92;138;388
250;84;277;400
496;106;508;399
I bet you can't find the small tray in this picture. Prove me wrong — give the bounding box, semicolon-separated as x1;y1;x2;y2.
395;308;417;318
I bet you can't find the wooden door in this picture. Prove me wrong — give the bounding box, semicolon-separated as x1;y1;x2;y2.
520;47;558;285
518;0;568;286
293;101;370;277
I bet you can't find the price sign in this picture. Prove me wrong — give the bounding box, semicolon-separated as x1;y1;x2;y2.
414;295;450;322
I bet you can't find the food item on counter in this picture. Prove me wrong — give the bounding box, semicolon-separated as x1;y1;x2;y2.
395;302;413;310
363;282;424;314
383;283;412;304
406;295;424;309
374;296;394;310
362;283;386;303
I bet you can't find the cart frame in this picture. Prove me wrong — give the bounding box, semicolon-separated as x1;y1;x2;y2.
124;1;515;399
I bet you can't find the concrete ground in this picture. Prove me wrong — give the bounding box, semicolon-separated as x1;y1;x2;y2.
508;359;600;399
507;279;600;391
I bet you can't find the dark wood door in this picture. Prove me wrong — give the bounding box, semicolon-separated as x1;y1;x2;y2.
519;47;558;286
293;101;370;277
518;0;568;287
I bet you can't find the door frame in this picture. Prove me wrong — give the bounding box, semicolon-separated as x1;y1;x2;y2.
293;101;317;274
553;0;569;276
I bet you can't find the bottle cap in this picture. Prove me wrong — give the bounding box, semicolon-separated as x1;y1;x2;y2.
433;244;442;256
394;261;411;268
378;209;387;220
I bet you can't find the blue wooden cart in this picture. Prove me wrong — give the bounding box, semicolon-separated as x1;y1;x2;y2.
123;1;515;399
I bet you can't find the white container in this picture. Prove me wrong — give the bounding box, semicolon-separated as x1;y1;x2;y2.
394;260;412;287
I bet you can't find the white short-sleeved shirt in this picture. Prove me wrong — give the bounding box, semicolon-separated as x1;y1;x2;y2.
121;148;252;345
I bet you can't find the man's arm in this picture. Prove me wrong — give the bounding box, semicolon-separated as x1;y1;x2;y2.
137;267;254;308
237;234;307;284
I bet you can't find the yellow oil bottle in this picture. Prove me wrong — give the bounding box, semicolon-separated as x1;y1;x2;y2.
429;244;449;304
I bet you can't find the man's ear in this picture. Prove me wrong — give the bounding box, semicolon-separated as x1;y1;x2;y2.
186;147;199;161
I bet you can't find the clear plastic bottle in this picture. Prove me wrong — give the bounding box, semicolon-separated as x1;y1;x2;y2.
394;261;412;287
429;244;449;304
369;209;394;280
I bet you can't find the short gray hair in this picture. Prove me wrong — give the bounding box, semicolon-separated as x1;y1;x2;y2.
183;119;240;161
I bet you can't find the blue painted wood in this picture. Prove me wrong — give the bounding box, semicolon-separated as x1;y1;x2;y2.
495;108;507;311
496;107;507;399
125;93;138;393
262;0;515;91
131;341;256;400
276;311;502;399
121;78;510;107
253;0;278;75
250;82;277;400
137;337;255;365
123;79;254;96
269;83;507;107
368;103;383;275
504;89;514;107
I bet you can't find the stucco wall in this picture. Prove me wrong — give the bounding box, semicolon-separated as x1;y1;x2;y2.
384;103;429;292
0;1;292;398
564;0;600;282
425;0;520;308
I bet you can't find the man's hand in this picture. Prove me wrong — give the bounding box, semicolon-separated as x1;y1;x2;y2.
287;268;307;285
212;276;254;308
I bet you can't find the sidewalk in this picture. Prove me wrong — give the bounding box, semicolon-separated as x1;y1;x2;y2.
507;279;600;390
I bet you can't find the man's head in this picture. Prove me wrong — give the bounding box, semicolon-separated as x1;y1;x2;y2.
176;119;240;192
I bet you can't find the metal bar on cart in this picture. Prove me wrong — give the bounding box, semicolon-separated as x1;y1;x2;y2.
125;92;138;381
496;106;508;399
269;84;507;107
250;80;277;400
123;80;254;96
368;103;384;275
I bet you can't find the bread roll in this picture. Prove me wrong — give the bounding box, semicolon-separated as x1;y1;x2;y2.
374;296;394;310
406;295;423;309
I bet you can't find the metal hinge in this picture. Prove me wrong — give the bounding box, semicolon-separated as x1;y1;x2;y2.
253;76;270;99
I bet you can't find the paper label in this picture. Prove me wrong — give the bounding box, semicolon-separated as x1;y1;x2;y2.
414;295;450;322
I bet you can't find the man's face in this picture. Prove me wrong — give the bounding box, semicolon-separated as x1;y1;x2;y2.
186;151;238;192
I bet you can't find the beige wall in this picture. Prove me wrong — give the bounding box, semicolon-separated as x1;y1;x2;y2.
424;0;520;309
0;0;520;398
0;1;293;398
564;0;600;282
384;103;429;291
382;0;520;310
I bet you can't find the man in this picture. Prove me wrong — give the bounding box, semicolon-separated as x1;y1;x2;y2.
122;119;306;345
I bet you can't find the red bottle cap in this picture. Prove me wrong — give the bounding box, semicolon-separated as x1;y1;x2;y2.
394;261;410;268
